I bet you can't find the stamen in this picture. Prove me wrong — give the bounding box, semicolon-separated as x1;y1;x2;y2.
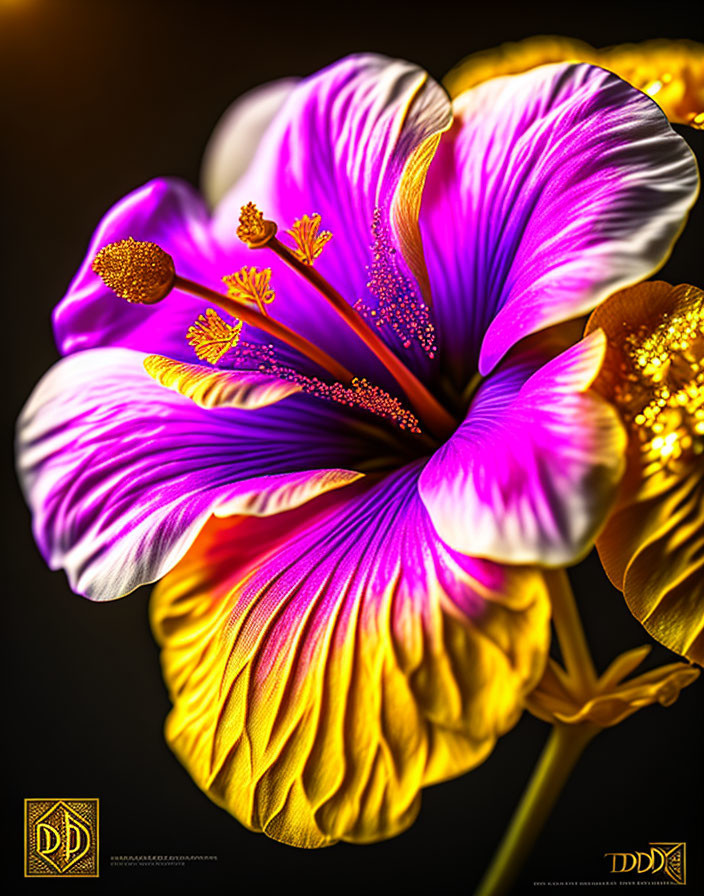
236;202;277;248
186;309;242;363
291;375;421;433
286;214;332;265
260;365;421;434
237;203;455;439
222;266;275;316
91;237;174;304
92;238;353;385
355;208;436;357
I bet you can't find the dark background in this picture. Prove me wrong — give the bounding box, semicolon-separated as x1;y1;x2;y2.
2;0;702;892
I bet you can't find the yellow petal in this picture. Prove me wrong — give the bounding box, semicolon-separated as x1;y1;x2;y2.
553;663;699;727
144;354;301;410
528;656;699;727
599;470;703;663
393;130;448;304
445;37;704;128
586;282;704;663
151;475;549;847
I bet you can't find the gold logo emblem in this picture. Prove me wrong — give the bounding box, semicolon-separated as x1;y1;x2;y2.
604;842;685;884
24;798;99;877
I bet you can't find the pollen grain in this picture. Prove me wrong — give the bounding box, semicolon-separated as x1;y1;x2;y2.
619;300;704;473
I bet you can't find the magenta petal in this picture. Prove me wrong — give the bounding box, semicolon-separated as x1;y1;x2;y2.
418;331;627;565
214;53;451;376
420;63;699;381
52;178;240;360
54;56;452;383
16;348;364;600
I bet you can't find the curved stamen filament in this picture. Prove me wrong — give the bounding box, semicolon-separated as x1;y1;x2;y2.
223;266;275;316
238;206;456;438
173;274;353;385
91;239;353;385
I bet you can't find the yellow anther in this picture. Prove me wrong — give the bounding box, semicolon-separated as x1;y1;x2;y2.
237;202;277;248
186;308;242;364
222;266;275;316
286;213;332;265
92;237;175;304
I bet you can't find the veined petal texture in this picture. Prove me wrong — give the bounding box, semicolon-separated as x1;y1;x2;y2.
421;62;699;384
16;348;366;599
152;466;549;847
419;331;626;565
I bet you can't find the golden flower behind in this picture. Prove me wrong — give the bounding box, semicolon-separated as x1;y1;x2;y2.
586;283;703;663
444;37;704;128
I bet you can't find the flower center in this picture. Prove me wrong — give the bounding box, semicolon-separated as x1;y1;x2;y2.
617;302;704;474
91;213;457;441
235;203;455;438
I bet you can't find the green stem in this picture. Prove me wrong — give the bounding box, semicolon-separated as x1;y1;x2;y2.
475;723;599;896
546;568;598;700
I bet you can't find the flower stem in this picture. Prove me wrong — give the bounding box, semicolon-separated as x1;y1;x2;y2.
266;236;457;439
545;568;598;700
475;722;599;896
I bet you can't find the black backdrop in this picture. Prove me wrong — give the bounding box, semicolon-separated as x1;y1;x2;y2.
2;1;702;893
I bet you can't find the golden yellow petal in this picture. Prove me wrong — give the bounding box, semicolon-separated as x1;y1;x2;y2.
151;490;550;847
445;37;704;128
143;354;302;410
552;662;699;727
599;470;704;663
596;645;652;691
585;282;704;663
393;131;447;305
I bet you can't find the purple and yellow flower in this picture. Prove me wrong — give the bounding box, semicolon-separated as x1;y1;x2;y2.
16;55;698;846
